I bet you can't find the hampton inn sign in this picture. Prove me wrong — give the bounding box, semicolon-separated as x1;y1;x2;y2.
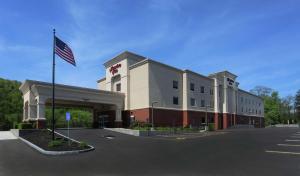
109;63;122;75
19;51;264;129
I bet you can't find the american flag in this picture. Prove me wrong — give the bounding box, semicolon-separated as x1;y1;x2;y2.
55;36;76;66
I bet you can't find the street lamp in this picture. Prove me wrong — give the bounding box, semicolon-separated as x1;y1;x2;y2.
151;101;158;131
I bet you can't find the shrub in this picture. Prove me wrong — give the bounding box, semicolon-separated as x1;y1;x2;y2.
48;140;63;148
208;123;215;131
18;123;33;129
79;141;88;148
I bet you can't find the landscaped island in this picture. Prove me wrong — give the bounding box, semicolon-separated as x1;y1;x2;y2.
19;130;93;153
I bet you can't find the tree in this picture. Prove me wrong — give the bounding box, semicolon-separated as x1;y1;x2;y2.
280;95;295;123
0;78;23;130
263;91;281;125
295;90;300;122
250;86;273;97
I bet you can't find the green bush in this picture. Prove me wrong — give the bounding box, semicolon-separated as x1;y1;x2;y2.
18;123;33;129
208;123;215;131
131;121;151;129
79;141;88;148
48;140;63;148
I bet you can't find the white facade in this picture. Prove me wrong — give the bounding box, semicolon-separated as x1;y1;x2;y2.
97;51;264;118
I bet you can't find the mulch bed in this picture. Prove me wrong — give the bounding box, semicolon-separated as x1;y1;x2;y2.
20;129;91;151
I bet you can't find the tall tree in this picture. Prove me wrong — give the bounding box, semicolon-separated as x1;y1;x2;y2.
0;78;23;130
264;91;281;125
281;95;295;123
250;86;273;97
295;90;300;121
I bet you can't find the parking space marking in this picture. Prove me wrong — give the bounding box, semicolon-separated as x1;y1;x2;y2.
285;139;300;142
290;136;300;138
266;150;300;155
277;144;300;147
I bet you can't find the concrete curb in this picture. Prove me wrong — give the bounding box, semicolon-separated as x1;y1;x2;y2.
18;130;94;156
105;128;206;137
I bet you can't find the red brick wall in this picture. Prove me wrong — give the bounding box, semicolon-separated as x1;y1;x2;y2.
236;115;264;127
122;108;265;129
183;110;215;128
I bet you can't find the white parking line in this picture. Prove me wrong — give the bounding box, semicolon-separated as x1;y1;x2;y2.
266;150;300;155
277;144;300;147
286;139;300;142
290;136;300;138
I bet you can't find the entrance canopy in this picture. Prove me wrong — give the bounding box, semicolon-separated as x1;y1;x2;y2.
19;80;125;127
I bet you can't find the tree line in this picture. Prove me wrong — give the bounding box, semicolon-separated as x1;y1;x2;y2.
250;86;300;125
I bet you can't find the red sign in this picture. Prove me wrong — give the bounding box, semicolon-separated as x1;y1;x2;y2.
109;64;121;75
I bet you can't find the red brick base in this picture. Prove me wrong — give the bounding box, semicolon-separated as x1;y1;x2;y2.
113;108;265;130
36;119;46;129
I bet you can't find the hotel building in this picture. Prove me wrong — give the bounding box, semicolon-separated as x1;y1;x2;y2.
97;51;264;129
20;51;264;130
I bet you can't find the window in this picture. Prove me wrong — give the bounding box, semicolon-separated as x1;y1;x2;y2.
173;96;179;105
241;107;243;112
210;88;213;95
190;83;195;91
173;80;178;89
190;98;196;106
200;86;205;93
201;99;205;107
241;97;243;103
116;83;121;92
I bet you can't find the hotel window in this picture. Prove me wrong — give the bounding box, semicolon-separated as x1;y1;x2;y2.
200;86;205;93
241;107;243;112
190;98;196;106
116;83;121;92
190;83;195;91
201;99;205;107
241;97;243;103
173;96;179;105
173;80;178;89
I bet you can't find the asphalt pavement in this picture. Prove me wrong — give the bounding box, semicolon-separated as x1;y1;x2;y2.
0;127;299;176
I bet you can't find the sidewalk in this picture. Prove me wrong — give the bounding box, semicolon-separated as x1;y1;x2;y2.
0;131;17;140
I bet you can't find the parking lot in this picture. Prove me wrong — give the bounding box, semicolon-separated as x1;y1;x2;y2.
0;128;299;176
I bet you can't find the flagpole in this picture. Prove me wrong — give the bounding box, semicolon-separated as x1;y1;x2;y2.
52;29;56;141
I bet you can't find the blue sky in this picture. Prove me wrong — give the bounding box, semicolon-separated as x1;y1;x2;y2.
0;0;299;97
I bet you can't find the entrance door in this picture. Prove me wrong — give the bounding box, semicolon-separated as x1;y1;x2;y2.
98;115;109;128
